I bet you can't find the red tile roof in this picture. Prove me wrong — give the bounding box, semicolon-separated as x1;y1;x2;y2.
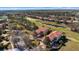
48;18;52;20
35;27;47;34
36;16;42;19
46;31;62;41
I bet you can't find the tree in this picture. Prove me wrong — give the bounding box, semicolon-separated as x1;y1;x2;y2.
0;30;2;35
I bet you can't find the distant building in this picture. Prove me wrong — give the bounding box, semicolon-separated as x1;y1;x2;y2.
0;23;6;29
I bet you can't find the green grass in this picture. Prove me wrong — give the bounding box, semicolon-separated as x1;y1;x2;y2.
26;17;79;41
0;16;3;19
35;18;79;40
26;17;43;27
51;27;79;40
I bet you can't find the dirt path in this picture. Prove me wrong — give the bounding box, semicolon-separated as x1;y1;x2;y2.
60;40;79;51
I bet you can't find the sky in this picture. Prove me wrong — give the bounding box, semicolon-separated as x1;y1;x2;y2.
0;0;79;7
0;0;79;10
0;7;79;10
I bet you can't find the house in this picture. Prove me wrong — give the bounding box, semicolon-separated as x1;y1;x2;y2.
0;23;6;29
42;17;48;21
0;24;3;29
34;27;48;38
71;23;79;33
36;16;42;19
44;31;67;49
46;31;62;41
47;17;55;22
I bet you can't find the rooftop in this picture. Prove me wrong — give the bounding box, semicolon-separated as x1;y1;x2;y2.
46;31;62;41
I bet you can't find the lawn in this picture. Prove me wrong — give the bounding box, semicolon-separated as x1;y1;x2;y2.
26;17;79;41
26;17;43;27
52;27;79;41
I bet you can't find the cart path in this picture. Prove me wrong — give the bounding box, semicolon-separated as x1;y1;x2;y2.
67;37;79;43
60;40;79;51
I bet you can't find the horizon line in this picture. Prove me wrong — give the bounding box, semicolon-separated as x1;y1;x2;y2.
0;7;79;10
